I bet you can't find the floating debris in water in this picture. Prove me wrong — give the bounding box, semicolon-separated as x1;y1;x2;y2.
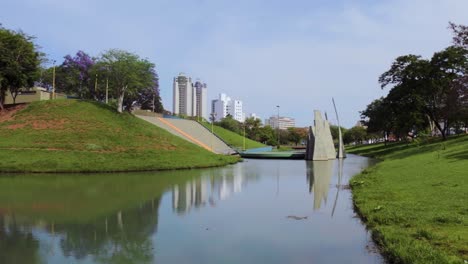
287;215;308;220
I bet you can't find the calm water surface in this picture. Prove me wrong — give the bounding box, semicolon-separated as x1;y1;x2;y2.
0;154;383;264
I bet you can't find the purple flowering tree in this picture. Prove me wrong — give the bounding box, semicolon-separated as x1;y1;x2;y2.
61;50;95;98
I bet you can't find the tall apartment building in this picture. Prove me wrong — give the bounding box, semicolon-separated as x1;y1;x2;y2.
173;73;207;120
265;116;296;130
211;93;245;122
194;80;208;120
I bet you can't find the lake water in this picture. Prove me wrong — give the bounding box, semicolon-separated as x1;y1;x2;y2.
0;154;383;264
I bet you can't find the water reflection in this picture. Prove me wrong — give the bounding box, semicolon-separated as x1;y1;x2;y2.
172;164;259;214
0;157;382;264
0;165;261;264
306;160;334;210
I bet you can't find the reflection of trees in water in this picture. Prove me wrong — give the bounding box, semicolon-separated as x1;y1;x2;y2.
306;160;335;210
59;197;161;264
172;164;260;214
0;214;41;264
0;196;161;264
0;163;262;262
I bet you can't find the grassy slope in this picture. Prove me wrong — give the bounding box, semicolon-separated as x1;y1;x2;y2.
0;100;238;172
200;121;266;150
348;136;468;264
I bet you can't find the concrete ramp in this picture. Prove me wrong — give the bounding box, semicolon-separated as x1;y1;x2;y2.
137;116;236;155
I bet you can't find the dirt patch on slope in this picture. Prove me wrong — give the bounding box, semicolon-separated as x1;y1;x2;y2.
0;104;27;123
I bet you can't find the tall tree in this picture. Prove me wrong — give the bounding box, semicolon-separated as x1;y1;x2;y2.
379;50;467;139
244;117;262;140
0;26;41;108
61;50;95;98
99;49;156;113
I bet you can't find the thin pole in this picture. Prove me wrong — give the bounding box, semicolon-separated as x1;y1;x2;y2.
95;74;98;98
105;77;109;104
52;61;56;99
243;122;246;151
276;105;280;148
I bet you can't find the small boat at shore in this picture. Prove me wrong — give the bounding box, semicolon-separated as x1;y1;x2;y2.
239;151;306;160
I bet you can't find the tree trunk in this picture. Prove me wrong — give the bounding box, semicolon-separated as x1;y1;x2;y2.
0;89;5;111
10;90;18;105
117;93;124;113
117;85;127;113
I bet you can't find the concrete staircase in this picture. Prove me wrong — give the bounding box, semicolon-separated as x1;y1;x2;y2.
137;115;236;155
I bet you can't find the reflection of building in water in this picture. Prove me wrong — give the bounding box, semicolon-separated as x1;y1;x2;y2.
172;178;209;214
306;160;334;210
172;165;257;214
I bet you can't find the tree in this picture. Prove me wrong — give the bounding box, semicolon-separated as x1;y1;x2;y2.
61;51;95;98
244;117;261;140
450;22;468;50
361;97;396;144
288;127;307;145
0;26;42;108
344;126;367;145
257;125;276;146
99;49;156;113
217;115;241;133
379;49;467;139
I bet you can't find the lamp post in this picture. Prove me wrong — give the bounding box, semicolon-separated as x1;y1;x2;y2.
210;112;217;151
105;66;109;104
94;73;98;97
243;121;246;151
276;105;280;148
52;60;56;99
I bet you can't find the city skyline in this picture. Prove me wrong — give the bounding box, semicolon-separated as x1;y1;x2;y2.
1;0;467;127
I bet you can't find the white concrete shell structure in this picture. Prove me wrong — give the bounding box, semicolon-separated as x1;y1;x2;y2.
306;110;336;160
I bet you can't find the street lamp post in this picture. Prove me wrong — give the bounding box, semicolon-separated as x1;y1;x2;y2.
276;105;280;148
105;66;109;104
52;60;56;99
210;112;217;151
95;73;98;98
243;121;246;151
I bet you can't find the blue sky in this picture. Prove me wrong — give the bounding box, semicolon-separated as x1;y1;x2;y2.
1;0;467;127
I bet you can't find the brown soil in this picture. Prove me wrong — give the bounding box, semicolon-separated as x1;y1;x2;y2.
6;124;27;130
31;119;68;130
0;104;27;123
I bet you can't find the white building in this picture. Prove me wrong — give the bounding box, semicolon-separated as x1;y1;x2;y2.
211;93;245;122
229;100;245;122
265;116;296;130
173;73;207;119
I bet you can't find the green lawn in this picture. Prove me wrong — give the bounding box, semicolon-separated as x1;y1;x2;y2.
348;135;468;264
0;100;238;172
200;121;266;150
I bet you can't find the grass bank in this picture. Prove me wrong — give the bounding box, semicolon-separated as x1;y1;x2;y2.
0;100;238;173
348;135;468;264
200;121;266;150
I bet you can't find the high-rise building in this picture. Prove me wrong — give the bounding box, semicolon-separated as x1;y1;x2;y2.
265;116;296;130
173;73;207;119
194;80;208;120
211;93;245;122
